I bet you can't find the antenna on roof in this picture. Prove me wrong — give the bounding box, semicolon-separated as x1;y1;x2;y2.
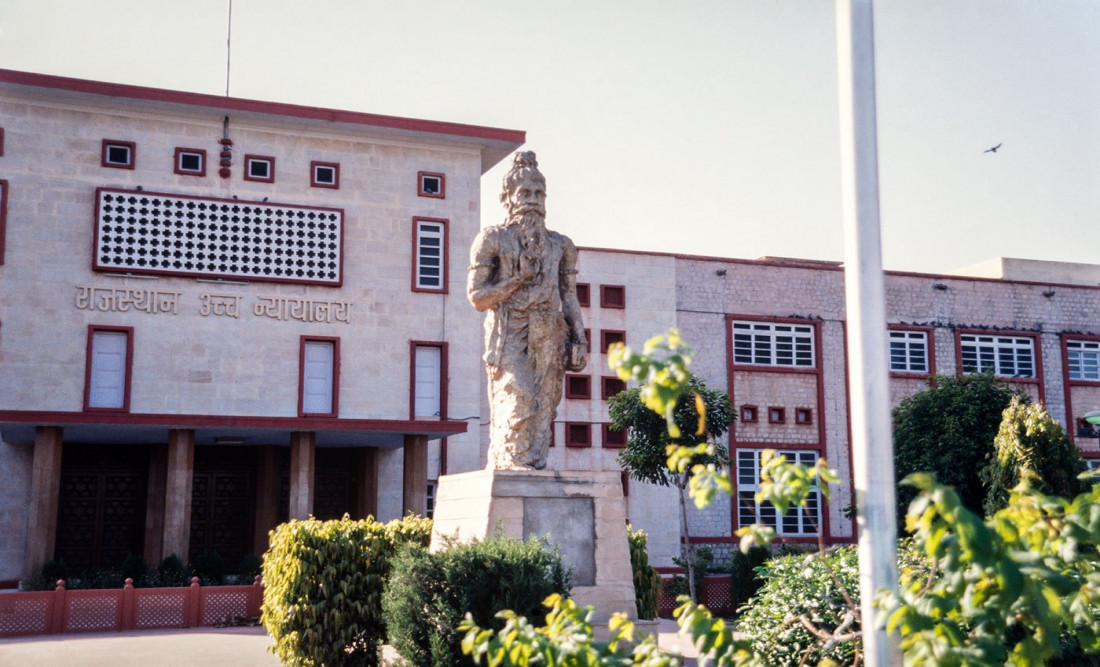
225;0;233;97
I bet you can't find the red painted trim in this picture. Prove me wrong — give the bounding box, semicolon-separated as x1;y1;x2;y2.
565;423;592;448
83;325;134;413
0;409;467;435
1062;334;1100;445
92;187;346;287
887;324;937;378
298;336;340;417
243;155;275;183
0;127;4;156
599;284;626;309
409;341;449;422
767;406;786;424
565;374;591;400
795;407;814;425
417;171;446;199
101;139;135;169
841;321;857;540
601;376;626;400
0;69;526;144
411;217;449;294
173;147;206;177
0;179;7;265
600;330;626;354
602;423;626;449
311;161;340;189
583;329;591;353
953;328;1045;402
575;283;591;308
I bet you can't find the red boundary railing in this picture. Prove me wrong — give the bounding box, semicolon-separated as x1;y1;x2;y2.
657;575;736;617
0;576;262;638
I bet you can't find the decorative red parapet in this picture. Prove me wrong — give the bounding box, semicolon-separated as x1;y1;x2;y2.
0;576;263;638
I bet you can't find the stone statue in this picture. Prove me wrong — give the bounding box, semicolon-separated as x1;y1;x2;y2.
468;152;588;470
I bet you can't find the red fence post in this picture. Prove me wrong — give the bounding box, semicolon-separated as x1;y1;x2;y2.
186;577;201;628
121;578;136;631
49;580;66;634
249;575;262;619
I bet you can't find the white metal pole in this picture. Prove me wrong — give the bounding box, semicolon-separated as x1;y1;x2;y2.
834;0;900;664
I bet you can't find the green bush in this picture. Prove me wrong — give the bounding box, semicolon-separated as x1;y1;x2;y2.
151;553;190;587
192;550;226;585
237;553;263;581
627;526;661;620
261;515;432;667
382;535;571;667
736;546;861;666
727;544;770;615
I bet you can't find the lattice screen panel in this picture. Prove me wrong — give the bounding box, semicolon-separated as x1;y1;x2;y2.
201;589;250;625
0;596;50;636
95;188;343;285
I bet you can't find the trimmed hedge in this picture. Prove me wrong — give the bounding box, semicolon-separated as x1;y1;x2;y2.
261;515;432;667
382;535;571;667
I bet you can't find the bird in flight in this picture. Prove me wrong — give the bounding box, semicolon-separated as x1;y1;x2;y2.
984;143;1002;154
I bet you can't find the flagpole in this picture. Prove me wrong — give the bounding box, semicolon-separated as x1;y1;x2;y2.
835;0;900;663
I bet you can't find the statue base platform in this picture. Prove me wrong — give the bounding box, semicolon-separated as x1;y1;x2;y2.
430;468;637;623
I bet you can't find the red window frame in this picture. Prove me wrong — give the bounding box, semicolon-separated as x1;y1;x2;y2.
83;325;134;412
418;171;446;198
600;284;626;309
298;336;340;417
575;283;591;307
601;376;626;400
565;374;591;400
411;217;449;293
311;161;340;189
174;147;206;177
768;406;786;424
602;423;627;449
600;330;626;353
795;407;814;425
740;405;759;423
101;139;136;169
244;155;275;183
566;423;592;448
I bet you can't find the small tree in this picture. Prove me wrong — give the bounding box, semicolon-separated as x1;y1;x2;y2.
609;373;731;602
980;395;1087;514
893;372;1020;523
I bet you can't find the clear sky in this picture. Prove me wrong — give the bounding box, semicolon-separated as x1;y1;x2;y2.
2;0;1097;274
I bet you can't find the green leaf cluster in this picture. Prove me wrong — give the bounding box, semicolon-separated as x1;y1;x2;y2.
383;535;571;666
883;473;1100;665
260;514;432;666
981;395;1087;515
608;330;695;438
628;526;661;620
893;372;1020;524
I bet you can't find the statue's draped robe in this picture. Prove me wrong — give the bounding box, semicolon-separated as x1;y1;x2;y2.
470;223;577;470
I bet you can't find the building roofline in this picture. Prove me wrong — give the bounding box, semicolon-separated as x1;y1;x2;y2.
578;245;1100;291
0;68;525;172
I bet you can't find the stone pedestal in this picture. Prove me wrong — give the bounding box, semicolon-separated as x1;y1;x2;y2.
430;469;637;623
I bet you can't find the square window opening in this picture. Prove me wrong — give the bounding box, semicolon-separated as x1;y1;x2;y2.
566;423;592;448
768;407;786;424
600;285;626;309
102;140;135;169
602;424;627;449
795;408;814;425
418;172;445;198
741;405;759;423
312;162;339;189
600;330;626;353
245;156;275;183
575;283;591;307
565;374;591;400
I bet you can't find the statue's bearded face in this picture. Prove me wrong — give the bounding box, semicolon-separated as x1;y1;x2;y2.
505;177;547;221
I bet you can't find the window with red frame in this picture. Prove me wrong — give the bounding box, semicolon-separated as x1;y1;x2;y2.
311;161;339;189
795;408;814;425
418;172;445;198
566;423;591;447
174;148;206;176
740;405;759;423
244;155;275;183
600;285;626;309
102;140;135;169
565;374;591;399
601;376;626;400
602;423;626;449
768;407;786;424
575;283;591;307
600;330;626;353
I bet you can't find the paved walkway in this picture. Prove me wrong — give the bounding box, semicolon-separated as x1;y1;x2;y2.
0;619;699;666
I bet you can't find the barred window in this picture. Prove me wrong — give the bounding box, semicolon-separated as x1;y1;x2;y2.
736;449;820;536
414;218;446;291
889;330;928;373
1068;340;1100;381
960;334;1035;378
732;321;814;367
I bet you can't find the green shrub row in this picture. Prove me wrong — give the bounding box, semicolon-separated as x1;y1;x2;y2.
21;551;262;591
260;515;432;667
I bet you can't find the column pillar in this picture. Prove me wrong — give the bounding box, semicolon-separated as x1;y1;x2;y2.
25;426;63;578
162;429;194;564
253;445;280;554
355;448;378;520
403;434;428;517
289;432;315;520
143;443;168;565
